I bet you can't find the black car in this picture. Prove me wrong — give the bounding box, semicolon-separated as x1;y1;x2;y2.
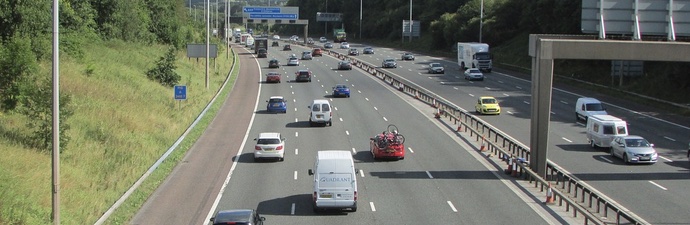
338;61;353;70
268;59;280;68
363;47;374;54
295;70;312;82
271;41;279;47
210;209;265;225
401;52;415;61
283;45;291;51
257;48;267;58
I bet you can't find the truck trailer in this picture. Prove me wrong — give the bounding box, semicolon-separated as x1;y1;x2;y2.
457;42;492;72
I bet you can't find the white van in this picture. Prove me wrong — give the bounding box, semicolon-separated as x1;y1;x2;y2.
586;115;628;148
308;99;332;127
308;150;358;212
246;36;255;49
575;97;607;121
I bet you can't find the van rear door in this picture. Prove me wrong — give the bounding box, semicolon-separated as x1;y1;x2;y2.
316;173;355;207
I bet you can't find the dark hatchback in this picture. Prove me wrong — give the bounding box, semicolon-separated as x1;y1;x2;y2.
210;209;265;225
268;59;280;68
295;70;312;82
257;48;267;58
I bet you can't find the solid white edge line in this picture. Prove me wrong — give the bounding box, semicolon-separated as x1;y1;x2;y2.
425;171;434;179
369;202;377;212
203;49;263;224
447;201;458;212
648;181;668;190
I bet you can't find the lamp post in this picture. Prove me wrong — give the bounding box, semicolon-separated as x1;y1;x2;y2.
359;0;362;39
479;0;483;42
409;0;412;42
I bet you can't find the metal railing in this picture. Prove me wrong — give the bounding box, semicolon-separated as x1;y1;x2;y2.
294;41;649;225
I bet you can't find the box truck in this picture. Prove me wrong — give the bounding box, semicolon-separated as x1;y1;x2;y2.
457;42;493;72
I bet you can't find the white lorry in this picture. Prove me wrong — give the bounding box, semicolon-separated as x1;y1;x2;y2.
457;42;493;72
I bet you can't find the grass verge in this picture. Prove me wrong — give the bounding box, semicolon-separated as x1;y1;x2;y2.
0;39;235;224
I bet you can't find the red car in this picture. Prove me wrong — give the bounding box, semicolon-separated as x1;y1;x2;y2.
265;72;281;83
312;48;323;57
370;124;405;160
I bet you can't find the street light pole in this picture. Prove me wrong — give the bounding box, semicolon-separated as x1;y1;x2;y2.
479;0;483;42
359;0;362;39
51;0;61;222
409;0;412;42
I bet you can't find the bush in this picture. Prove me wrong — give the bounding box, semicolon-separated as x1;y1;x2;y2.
18;76;73;152
146;47;179;87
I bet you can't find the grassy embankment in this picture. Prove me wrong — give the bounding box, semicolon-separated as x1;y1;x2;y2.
0;39;237;224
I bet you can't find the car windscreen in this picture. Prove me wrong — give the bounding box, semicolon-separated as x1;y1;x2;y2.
430;63;441;67
585;103;604;111
257;138;281;144
482;99;496;104
625;138;649;147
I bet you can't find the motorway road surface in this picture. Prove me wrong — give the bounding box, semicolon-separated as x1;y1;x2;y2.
323;41;690;224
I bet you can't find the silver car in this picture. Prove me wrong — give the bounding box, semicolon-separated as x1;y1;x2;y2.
464;68;484;81
428;63;444;74
382;58;397;68
610;135;658;164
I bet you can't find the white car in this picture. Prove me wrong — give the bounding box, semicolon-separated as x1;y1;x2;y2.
272;35;280;40
253;132;285;161
340;42;350;49
287;57;300;66
319;37;327;42
464;68;484;81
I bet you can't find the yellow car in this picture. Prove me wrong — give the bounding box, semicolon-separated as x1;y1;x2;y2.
475;96;501;115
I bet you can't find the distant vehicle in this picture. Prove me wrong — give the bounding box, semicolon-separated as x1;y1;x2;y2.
283;44;292;51
382;58;397;68
587;115;628;148
610;135;658;164
427;62;444;74
324;42;334;49
370;124;405;160
273;34;280;40
245;36;255;49
576;97;607;122
307;38;315;44
457;42;493;72
257;48;267;58
319;37;328;42
312;48;323;57
348;48;359;56
332;84;350;98
253;38;268;54
308;99;332;126
271;41;279;47
265;72;281;83
253;132;285;161
333;28;347;43
287;57;300;66
401;52;415;61
266;96;287;113
363;47;374;54
475;96;501;115
302;51;313;60
338;61;353;70
210;209;265;225
295;70;312;82
464;68;484;81
268;59;280;68
339;42;350;49
307;150;357;212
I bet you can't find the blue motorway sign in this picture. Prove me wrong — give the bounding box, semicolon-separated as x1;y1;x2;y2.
174;85;187;100
243;7;281;13
249;14;297;19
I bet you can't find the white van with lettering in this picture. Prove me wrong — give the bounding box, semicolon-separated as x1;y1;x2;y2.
586;115;628;148
308;150;357;213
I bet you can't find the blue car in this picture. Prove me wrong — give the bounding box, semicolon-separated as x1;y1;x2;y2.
332;84;350;98
266;96;287;113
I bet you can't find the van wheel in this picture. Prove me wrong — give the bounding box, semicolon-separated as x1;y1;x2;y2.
328;120;332;126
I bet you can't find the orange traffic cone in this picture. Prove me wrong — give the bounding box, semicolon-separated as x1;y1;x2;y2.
504;158;513;174
479;135;487;152
545;182;555;205
511;159;519;177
